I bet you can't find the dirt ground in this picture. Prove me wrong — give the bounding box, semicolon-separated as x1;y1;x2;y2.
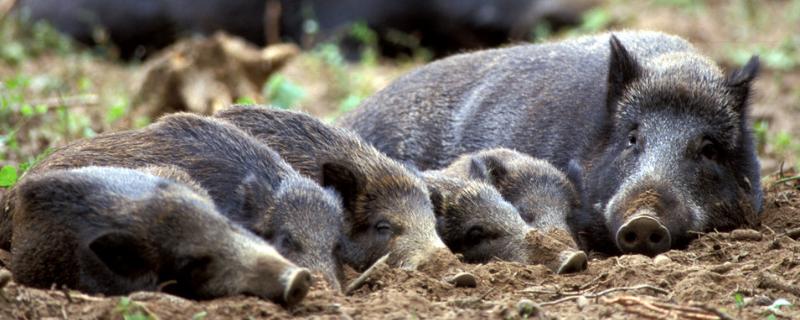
1;0;800;319
2;178;799;319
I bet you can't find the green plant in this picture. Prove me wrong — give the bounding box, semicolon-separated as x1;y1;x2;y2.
0;165;18;187
263;74;306;109
114;297;156;320
234;96;257;105
733;292;745;310
753;120;769;154
0;13;74;64
349;21;379;67
191;311;208;320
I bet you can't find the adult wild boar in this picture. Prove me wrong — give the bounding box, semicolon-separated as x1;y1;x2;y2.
9;166;311;305
340;31;762;256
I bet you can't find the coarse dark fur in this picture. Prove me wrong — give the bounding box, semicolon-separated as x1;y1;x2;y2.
9;166;301;301
419;170;528;263
340;31;762;255
441;148;585;245
1;113;343;289
214;106;447;271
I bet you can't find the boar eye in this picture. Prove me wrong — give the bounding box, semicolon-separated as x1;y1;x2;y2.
375;220;392;235
700;140;718;161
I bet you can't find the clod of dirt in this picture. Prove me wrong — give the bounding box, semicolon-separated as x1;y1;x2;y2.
516;298;541;318
131;32;299;120
575;295;590;310
653;254;672;266
730;229;763;241
0;269;11;289
447;272;477;288
525;229;585;273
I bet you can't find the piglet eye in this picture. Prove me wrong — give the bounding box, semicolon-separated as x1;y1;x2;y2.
627;130;638;148
375;220;392;235
700;141;718;161
467;226;485;239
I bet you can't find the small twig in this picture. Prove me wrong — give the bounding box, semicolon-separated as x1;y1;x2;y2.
60;285;73;303
691;303;737;320
345;253;390;295
156;280;177;292
51;290;105;302
579;273;609;291
783;227;800;240
605;295;723;320
775;175;800;184
25;94;99;109
762;225;776;235
759;272;800;297
539;284;669;306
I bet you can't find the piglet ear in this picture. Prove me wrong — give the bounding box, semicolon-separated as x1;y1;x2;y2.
467;158;490;181
237;172;274;225
725;55;759;114
321;162;361;217
89;231;158;280
607;35;642;113
469;156;509;186
565;159;584;194
428;188;445;215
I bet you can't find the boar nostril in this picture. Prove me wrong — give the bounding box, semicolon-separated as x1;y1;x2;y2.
649;232;663;244
616;215;671;256
623;231;638;244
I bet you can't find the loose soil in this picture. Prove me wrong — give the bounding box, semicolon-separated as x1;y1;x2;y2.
2;179;799;319
2;0;799;319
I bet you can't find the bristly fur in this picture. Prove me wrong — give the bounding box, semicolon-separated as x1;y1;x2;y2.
440;148;584;246
215;106;446;271
9;166;300;301
2;112;343;289
420;169;528;263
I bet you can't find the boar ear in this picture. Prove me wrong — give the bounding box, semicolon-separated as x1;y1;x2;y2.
607;35;641;112
321;162;361;215
89;231;158;280
237;173;274;224
725;55;759;114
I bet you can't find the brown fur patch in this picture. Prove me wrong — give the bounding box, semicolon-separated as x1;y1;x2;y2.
623;189;664;220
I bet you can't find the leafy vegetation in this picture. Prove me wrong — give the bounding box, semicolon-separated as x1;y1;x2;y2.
114;297;157;320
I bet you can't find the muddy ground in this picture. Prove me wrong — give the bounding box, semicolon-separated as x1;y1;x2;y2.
1;0;800;319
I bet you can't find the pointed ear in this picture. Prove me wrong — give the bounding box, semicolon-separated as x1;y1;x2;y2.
607;35;641;112
237;173;274;225
467;158;490;181
725;55;759;114
565;159;584;194
321;162;361;215
89;231;158;279
428;188;445;215
470;156;509;186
